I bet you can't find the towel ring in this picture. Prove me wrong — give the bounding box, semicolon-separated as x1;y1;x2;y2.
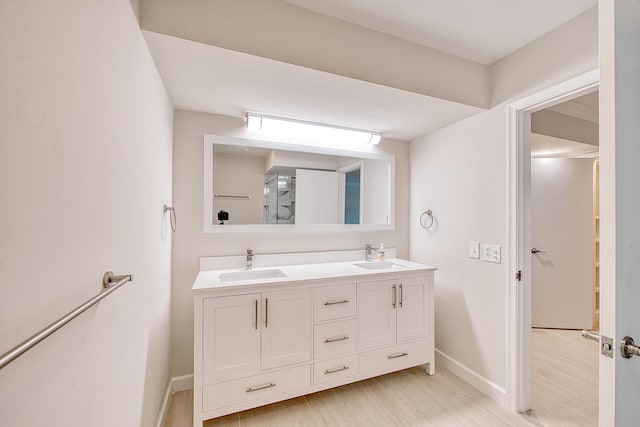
420;210;434;230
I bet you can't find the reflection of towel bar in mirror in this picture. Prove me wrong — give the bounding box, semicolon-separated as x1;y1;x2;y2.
214;194;252;200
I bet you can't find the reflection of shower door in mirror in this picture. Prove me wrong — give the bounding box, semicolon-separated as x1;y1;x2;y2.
264;172;296;224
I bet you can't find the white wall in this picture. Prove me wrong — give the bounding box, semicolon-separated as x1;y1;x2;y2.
490;7;598;106
0;1;173;426
171;110;410;376
410;107;509;390
410;8;598;399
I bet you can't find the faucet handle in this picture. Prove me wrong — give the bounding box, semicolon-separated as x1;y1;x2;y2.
247;249;253;255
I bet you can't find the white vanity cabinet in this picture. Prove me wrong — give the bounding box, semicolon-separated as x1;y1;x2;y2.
358;276;431;349
193;261;434;426
357;276;433;377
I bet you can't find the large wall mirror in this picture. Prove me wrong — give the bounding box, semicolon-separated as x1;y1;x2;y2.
204;135;395;232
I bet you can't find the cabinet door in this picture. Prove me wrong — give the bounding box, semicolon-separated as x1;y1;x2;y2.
396;277;430;342
358;279;397;350
261;288;312;370
202;294;261;384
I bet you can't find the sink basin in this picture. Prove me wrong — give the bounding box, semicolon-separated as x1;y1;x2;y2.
353;261;398;270
219;269;287;282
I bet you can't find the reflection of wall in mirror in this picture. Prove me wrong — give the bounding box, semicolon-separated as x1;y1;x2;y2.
213;152;264;224
362;159;390;224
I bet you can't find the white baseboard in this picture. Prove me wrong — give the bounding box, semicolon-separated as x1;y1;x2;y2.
436;349;507;406
156;374;194;427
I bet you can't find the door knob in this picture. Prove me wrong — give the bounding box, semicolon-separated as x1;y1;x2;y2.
621;336;640;359
531;248;547;254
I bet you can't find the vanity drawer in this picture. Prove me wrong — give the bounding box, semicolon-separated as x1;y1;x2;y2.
313;319;357;359
202;364;310;412
313;355;357;385
358;339;429;376
313;283;356;322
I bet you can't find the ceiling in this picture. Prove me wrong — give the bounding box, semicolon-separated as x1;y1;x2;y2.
144;1;597;142
282;0;597;65
144;32;484;141
547;91;599;123
531;91;599;158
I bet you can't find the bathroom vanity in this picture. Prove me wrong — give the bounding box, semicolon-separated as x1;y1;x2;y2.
192;256;435;426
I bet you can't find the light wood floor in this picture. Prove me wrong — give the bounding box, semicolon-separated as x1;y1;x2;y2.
525;328;599;426
164;329;598;427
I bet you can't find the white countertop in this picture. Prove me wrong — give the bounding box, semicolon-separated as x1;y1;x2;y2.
192;258;436;292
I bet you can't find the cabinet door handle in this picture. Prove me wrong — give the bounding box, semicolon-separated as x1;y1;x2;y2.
324;335;349;344
392;284;396;308
324;365;349;375
254;299;258;330
265;298;268;328
388;352;408;359
399;284;403;308
245;382;276;393
324;299;349;306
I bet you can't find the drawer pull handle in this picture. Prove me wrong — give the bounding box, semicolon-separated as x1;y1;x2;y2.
324;300;349;306
246;382;276;393
324;365;349;375
399;284;403;308
388;352;408;360
324;335;349;344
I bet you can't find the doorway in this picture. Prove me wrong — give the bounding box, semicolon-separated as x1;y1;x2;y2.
506;69;599;415
526;92;600;425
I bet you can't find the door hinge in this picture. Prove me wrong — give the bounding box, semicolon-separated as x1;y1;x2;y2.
516;270;522;281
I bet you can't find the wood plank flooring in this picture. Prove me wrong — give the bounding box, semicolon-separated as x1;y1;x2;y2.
523;328;599;426
163;329;598;427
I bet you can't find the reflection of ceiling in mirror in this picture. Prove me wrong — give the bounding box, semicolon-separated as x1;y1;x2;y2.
213;143;360;168
213;144;271;157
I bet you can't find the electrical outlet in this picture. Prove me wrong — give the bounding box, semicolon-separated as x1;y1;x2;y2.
469;241;480;259
483;244;501;263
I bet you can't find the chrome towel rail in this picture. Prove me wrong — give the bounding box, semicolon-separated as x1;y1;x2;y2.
0;271;133;370
214;194;251;200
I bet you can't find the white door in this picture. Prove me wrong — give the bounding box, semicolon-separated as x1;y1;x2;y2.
261;289;312;370
358;279;397;349
599;2;640;424
396;277;430;342
202;294;261;383
530;158;594;329
295;169;339;224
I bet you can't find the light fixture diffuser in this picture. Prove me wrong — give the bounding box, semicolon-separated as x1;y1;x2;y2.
246;113;382;146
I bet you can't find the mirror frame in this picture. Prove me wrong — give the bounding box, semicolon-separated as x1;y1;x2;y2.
204;134;395;233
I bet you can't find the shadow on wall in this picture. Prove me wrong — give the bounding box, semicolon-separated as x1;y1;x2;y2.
139;300;171;427
434;285;489;380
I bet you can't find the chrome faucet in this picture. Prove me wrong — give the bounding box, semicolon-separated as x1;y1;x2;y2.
246;249;253;270
365;244;373;262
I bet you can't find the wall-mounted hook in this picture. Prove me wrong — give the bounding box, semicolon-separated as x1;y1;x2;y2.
163;204;176;232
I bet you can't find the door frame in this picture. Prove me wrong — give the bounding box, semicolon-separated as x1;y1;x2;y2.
506;69;600;412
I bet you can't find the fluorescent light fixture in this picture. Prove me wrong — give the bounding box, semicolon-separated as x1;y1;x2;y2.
246;113;382;146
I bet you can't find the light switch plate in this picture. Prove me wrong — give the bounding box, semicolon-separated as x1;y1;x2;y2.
483;244;501;263
469;241;480;259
